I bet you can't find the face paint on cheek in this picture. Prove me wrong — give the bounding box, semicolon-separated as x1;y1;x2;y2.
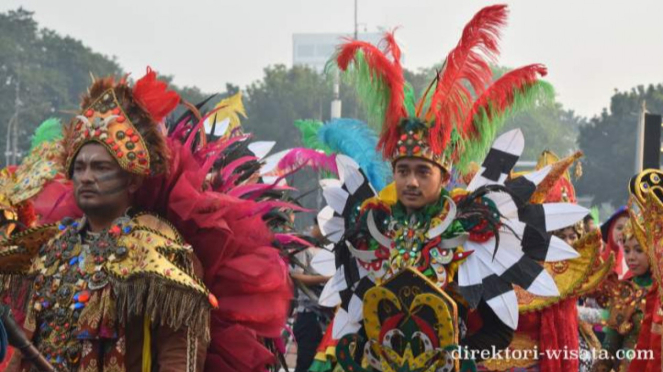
95;170;131;196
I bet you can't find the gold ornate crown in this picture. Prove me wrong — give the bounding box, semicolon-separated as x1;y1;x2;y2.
63;69;179;177
68;89;152;175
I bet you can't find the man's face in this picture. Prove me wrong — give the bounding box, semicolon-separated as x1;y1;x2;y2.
72;143;136;215
394;157;447;212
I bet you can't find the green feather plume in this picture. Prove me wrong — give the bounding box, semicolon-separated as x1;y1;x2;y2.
455;80;555;173
590;206;600;225
403;83;417;117
30;118;63;151
294;119;332;154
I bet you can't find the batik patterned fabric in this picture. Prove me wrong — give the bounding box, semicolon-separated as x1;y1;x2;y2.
335;269;460;372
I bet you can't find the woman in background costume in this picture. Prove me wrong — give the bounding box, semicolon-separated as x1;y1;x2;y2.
595;209;652;372
621;168;663;371
601;208;629;278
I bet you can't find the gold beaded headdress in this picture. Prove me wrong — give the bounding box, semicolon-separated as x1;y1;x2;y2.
64;68;179;176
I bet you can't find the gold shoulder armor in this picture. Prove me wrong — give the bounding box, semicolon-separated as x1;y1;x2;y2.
105;213;205;293
105;212;213;337
0;223;60;274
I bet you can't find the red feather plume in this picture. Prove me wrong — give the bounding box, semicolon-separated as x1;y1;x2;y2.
336;34;407;157
425;4;508;153
462;64;547;140
132;67;181;123
382;30;402;63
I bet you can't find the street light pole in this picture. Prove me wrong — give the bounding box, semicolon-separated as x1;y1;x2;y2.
635;100;646;173
354;0;358;40
5;79;20;166
5;116;14;167
12;79;20;165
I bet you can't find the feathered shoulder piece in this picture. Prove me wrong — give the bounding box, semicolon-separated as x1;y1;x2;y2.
332;4;553;174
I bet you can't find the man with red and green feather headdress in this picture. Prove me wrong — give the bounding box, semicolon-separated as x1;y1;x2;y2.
311;4;590;371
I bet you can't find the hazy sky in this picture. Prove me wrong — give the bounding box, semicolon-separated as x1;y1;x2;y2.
3;0;663;118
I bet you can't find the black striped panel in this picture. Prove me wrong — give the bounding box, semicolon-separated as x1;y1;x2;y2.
499;256;544;291
517;204;547;232
339;287;354;311
481;148;520;181
354;277;375;302
504;176;537;206
520;225;551;261
481;274;513;301
338;167;374;215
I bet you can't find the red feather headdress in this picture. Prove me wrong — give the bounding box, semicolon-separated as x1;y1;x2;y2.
333;4;552;174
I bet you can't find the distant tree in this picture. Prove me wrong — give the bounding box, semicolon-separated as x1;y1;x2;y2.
576;84;663;207
403;66;437;98
240;64;368;221
0;8;215;166
0;7;587;208
0;8;121;165
501;104;584;161
242;64;363;151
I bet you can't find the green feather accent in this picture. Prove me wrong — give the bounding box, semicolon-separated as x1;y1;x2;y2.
455;80;555;174
293;119;332;154
590;206;600;225
30;118;62;151
403;82;417;117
